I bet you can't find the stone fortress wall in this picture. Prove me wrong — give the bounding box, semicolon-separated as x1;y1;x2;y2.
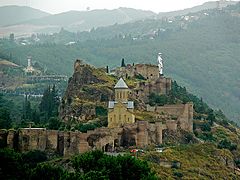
0;120;179;156
112;63;172;101
147;102;193;132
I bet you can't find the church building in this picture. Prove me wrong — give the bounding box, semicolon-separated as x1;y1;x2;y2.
108;78;135;128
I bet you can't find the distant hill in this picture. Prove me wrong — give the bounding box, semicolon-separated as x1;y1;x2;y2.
23;7;156;32
0;6;50;26
158;1;238;18
0;1;238;36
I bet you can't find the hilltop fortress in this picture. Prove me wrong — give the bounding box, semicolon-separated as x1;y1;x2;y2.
0;54;194;156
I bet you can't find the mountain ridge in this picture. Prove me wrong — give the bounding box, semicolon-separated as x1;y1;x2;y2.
0;5;50;27
0;1;238;36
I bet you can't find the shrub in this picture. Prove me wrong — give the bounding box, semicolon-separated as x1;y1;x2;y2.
22;150;48;168
30;164;68;180
72;150;157;180
0;148;27;179
95;106;107;116
201;122;211;132
48;117;62;130
218;139;237;151
173;171;183;178
235;159;240;168
185;133;195;143
198;132;216;142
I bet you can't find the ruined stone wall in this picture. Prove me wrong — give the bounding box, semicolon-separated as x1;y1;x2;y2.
156;104;186;117
0;129;8;148
147;103;193;132
155;77;172;95
18;128;47;152
135;64;159;81
113;64;159;81
113;66;135;79
136;121;148;147
133;76;172;103
166;120;178;131
1;120;184;155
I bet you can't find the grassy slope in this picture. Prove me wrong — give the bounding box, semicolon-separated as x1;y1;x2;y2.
141;122;240;179
143;143;238;179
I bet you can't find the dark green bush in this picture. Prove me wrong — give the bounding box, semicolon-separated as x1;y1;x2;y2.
95;106;107;117
218;139;237;151
30;164;68;180
22;150;48;168
72;150;157;180
173;171;183;178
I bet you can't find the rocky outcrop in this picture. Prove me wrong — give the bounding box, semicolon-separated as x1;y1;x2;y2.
59;60;114;122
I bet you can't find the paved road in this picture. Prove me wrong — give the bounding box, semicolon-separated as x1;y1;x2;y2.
104;152;126;156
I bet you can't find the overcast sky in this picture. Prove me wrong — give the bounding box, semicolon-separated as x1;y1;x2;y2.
0;0;232;14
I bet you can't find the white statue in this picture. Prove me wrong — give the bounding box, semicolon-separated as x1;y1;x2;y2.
27;57;32;68
158;53;163;75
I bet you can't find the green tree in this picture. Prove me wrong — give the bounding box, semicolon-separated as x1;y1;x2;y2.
0;108;11;129
31;164;68;180
39;85;60;122
22;95;32;121
121;58;126;67
218;139;237;151
48;117;62;130
0;148;27;179
72;150;157;180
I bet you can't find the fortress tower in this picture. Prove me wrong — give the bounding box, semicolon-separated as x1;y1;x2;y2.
108;78;135;128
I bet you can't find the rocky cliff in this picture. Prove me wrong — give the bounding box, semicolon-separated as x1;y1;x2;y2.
59;60;115;122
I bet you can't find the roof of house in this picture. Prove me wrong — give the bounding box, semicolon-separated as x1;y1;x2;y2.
114;78;128;89
108;101;134;109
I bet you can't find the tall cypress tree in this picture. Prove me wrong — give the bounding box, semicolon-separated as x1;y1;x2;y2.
39;85;59;121
22;95;32;120
39;86;51;121
121;58;126;67
51;85;60;117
